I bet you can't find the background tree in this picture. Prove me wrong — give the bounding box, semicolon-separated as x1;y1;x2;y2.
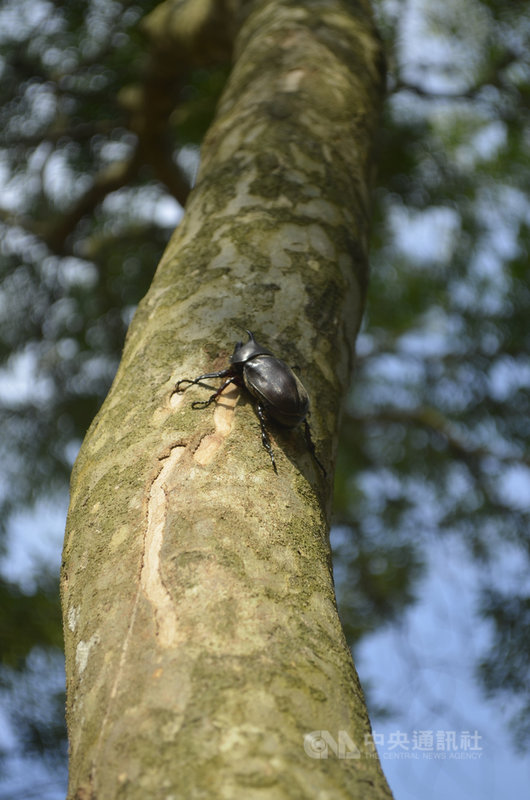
0;0;529;797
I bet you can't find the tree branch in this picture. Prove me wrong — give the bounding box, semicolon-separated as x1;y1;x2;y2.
122;0;240;205
346;405;528;467
39;151;142;255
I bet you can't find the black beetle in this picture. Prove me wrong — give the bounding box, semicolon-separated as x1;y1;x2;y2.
176;331;326;475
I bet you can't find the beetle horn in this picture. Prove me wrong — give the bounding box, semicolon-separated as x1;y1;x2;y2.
246;330;255;341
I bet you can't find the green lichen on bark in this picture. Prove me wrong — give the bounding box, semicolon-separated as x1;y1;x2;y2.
62;1;391;798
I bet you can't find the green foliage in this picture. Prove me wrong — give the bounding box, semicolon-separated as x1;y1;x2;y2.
334;0;530;748
478;589;530;751
173;66;232;144
0;579;62;667
1;648;67;768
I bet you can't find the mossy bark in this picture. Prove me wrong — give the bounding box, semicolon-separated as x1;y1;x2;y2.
62;1;391;798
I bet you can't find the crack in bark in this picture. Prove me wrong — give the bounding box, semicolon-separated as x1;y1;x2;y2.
91;444;185;792
141;445;186;647
139;387;239;645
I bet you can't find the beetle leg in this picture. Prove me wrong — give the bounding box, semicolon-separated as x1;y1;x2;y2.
255;403;277;473
191;377;237;409
303;419;327;477
176;368;234;393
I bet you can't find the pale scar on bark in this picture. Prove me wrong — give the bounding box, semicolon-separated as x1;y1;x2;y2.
193;384;240;465
141;445;185;646
140;384;239;645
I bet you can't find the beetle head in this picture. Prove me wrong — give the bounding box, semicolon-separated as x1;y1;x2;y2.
231;330;274;364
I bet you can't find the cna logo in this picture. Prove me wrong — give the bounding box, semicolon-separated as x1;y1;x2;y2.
303;730;362;759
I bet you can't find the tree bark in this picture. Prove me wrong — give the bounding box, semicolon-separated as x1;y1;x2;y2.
62;1;390;798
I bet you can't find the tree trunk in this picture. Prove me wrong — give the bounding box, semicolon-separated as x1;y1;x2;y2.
61;1;390;798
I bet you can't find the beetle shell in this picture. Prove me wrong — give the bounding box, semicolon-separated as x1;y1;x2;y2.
242;355;310;428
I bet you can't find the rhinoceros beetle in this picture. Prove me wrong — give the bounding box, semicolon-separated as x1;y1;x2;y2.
176;331;326;475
